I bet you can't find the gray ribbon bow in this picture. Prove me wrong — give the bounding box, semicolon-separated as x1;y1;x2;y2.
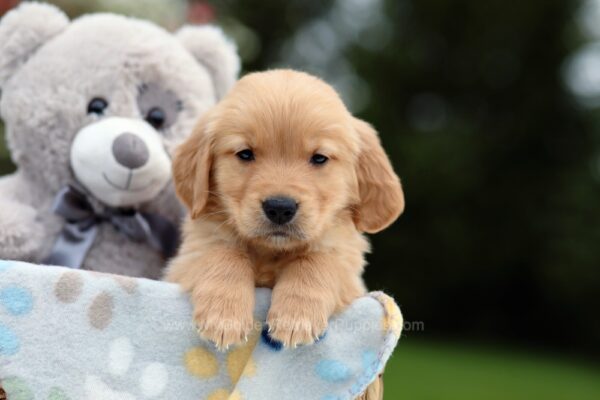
44;184;179;269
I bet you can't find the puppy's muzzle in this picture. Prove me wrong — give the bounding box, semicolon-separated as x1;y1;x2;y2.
262;196;298;225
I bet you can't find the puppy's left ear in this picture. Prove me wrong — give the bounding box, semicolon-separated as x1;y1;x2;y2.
172;113;214;219
353;118;405;233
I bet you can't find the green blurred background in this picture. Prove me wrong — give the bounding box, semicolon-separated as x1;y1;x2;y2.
2;0;600;398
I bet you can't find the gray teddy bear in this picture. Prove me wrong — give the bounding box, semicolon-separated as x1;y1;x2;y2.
0;2;240;279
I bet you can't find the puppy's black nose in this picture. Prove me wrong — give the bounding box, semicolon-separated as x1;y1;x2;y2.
262;196;298;225
112;132;149;169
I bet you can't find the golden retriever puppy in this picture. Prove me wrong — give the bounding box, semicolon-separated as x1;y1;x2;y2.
165;69;404;350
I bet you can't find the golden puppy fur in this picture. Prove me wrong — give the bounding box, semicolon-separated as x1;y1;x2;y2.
165;69;404;350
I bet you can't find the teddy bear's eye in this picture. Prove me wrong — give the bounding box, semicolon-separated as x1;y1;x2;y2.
145;107;166;130
87;98;109;115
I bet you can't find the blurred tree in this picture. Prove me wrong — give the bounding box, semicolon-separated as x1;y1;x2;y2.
187;0;215;24
52;0;187;28
0;0;17;14
348;0;600;356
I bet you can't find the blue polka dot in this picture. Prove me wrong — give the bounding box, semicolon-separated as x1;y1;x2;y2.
0;260;13;272
315;359;352;383
0;286;33;316
0;323;20;355
261;327;283;351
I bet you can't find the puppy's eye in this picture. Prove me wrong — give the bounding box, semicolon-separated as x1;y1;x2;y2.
146;107;166;129
310;153;329;165
87;98;108;115
236;149;255;162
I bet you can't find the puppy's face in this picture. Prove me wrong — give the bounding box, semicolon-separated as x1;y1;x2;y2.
174;70;404;249
210;87;358;248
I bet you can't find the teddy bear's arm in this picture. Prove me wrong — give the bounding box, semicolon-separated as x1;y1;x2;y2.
0;175;47;261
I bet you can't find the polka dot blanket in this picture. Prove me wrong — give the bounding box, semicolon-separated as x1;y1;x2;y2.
0;260;402;400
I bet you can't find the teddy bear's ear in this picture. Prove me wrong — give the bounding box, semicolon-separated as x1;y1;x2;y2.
176;25;240;100
0;2;69;89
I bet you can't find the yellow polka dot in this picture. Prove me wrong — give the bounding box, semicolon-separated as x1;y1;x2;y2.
378;294;403;338
226;326;260;384
184;347;219;378
207;388;229;400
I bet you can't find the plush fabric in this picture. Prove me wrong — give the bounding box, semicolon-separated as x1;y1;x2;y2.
0;3;240;279
0;260;402;400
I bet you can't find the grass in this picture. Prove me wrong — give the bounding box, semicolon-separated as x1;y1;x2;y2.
384;340;600;400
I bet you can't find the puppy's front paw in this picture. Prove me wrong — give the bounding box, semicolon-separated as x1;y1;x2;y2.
193;291;254;351
267;297;329;348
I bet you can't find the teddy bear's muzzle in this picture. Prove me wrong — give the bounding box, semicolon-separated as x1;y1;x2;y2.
69;117;172;208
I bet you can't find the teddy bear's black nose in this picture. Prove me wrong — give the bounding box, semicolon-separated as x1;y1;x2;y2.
112;133;149;169
262;196;298;225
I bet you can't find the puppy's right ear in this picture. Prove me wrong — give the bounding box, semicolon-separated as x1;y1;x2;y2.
172;113;214;219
